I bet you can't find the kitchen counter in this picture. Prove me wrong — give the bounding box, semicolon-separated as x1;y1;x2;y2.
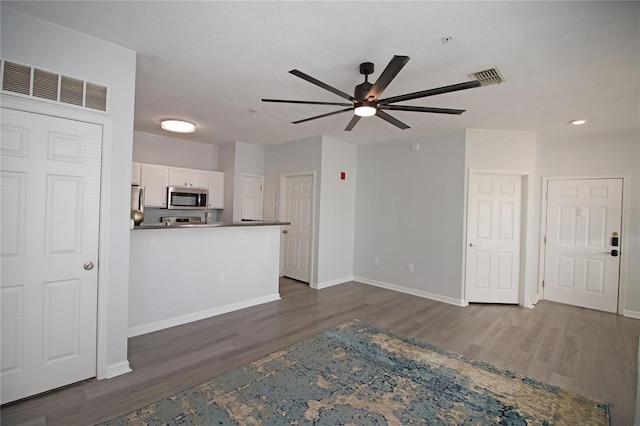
133;220;290;230
128;223;285;337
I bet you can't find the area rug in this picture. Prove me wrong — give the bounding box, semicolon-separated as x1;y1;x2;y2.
101;320;610;425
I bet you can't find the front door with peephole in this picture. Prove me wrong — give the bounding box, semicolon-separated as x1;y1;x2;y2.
543;178;623;313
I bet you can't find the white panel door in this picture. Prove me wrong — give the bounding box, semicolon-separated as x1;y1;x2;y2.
1;108;102;403
241;175;263;220
543;178;622;313
466;174;522;303
283;175;313;283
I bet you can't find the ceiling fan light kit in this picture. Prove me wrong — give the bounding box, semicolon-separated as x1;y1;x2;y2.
262;55;482;131
354;104;376;117
161;119;196;133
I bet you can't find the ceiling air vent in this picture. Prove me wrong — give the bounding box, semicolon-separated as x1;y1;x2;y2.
1;59;110;113
470;67;505;86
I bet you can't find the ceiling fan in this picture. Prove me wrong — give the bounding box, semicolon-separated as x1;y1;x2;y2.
262;55;481;131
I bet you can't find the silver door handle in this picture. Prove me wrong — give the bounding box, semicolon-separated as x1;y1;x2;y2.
469;243;475;247
84;262;94;270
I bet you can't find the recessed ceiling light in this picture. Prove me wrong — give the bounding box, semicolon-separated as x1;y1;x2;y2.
161;119;196;133
571;119;588;126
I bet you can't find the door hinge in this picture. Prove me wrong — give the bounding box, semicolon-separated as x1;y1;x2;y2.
544;236;546;244
542;280;545;288
545;192;548;200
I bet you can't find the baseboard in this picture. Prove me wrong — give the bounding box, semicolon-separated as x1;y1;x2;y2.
527;294;541;309
127;293;281;337
353;276;466;307
624;309;640;319
104;361;132;379
313;276;354;290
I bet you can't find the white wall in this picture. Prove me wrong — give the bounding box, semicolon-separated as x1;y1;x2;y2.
316;137;357;288
218;142;236;223
129;226;280;336
537;131;640;316
353;133;467;305
1;8;136;376
264;136;323;283
465;129;540;307
132;131;218;170
217;141;265;222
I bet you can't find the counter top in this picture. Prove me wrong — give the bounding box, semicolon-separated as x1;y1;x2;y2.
133;220;290;230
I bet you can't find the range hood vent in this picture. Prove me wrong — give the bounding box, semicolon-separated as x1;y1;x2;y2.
470;67;505;86
1;59;110;113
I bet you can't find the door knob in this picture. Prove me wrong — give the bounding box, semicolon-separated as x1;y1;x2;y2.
282;230;288;234
469;243;475;248
84;262;94;270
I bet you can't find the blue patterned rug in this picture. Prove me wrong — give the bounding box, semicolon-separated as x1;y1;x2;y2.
102;320;610;425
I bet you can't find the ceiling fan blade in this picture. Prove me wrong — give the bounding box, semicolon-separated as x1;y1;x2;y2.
292;107;353;124
262;99;353;107
379;105;466;115
365;55;410;101
378;80;481;105
289;69;356;102
344;115;361;131
375;110;410;130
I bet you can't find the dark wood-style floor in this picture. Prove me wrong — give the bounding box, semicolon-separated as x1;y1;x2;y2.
2;278;639;425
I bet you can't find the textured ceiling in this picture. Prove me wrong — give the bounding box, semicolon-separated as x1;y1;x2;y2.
3;1;639;146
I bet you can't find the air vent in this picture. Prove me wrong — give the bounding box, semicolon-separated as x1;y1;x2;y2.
470;67;505;86
1;59;110;113
85;82;108;111
60;75;84;107
33;68;59;101
2;61;31;95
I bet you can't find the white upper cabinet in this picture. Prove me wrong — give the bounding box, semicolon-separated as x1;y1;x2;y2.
168;167;208;189
207;171;225;209
131;162;141;185
190;169;209;189
140;163;169;207
136;162;224;208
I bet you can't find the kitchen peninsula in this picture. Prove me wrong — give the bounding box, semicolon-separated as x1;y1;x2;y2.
128;221;288;337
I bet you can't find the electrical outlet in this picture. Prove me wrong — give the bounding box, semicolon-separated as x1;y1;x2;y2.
408;263;414;272
373;257;380;266
219;274;225;284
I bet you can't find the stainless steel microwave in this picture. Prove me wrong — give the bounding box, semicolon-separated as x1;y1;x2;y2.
167;186;208;209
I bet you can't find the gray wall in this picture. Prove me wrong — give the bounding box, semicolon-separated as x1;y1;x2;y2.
264;137;323;284
353;132;467;302
537;131;640;315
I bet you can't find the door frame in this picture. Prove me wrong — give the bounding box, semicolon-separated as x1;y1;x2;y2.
538;174;631;315
2;94;114;379
279;171;316;285
463;169;530;307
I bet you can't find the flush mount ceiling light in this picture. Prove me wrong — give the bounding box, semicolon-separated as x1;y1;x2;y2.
161;119;196;133
354;103;377;117
571;119;588;126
